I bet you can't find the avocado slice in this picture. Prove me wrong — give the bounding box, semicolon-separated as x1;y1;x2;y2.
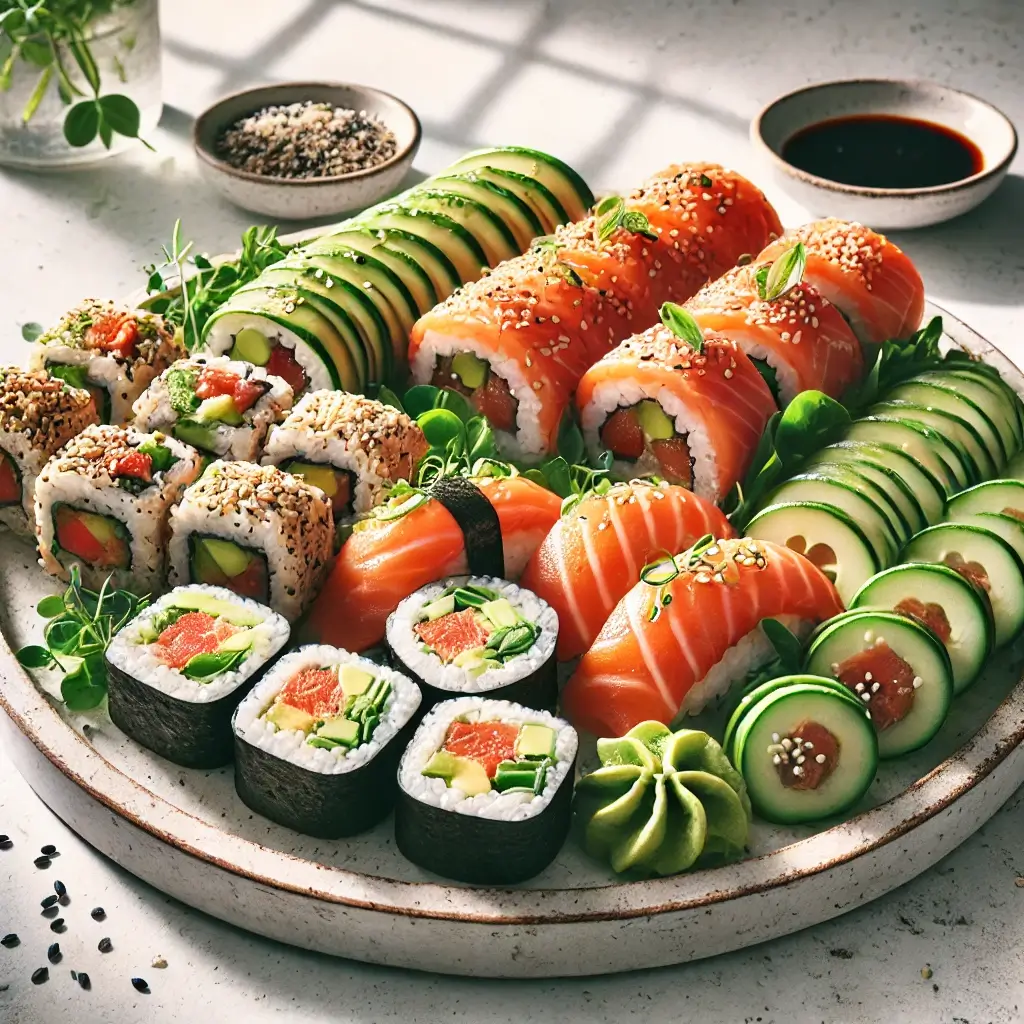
167;591;261;625
315;716;360;747
636;400;675;441
80;510;120;545
266;702;316;733
452;646;489;668
480;598;518;629
283;460;339;498
229;327;272;366
421;594;456;621
173;419;218;453
422;749;459;781
451;351;488;390
195;394;244;426
199;538;252;578
423;750;492;795
216;629;254;653
338;664;374;700
515;723;557;760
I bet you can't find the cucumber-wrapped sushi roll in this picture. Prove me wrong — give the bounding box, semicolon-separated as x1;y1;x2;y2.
30;300;184;425
35;424;201;595
261;390;427;519
132;355;293;461
232;646;421;837
106;585;290;769
168;461;333;621
395;697;578;883
0;368;99;536
386;576;558;712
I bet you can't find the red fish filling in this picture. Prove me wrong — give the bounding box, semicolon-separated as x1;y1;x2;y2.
943;552;991;593
53;505;131;569
599;407;694;489
266;343;309;396
84;310;140;359
153;611;239;669
196;366;268;414
431;355;519;434
278;667;342;718
772;720;840;791
189;539;270;603
443;720;519;777
836;641;918;732
895;597;952;644
109;449;153;483
414;608;492;663
0;450;21;507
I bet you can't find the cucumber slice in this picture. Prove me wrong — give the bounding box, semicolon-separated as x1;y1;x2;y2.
734;681;878;824
945;365;1024;441
887;380;1008;467
360;227;461;301
745;501;879;604
844;417;962;496
869;400;986;484
463;166;569;234
448;146;594;222
1006;451;1024;481
763;474;899;567
946;479;1024;521
850;562;993;694
917;368;1022;456
810;440;938;530
806;459;915;540
959;512;1024;570
805;610;953;758
902;523;1024;646
431;173;544;251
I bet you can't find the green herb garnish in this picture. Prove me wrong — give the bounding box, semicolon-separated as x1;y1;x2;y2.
593;195;657;246
182;647;247;681
659;301;705;353
137;438;177;473
755;242;807;302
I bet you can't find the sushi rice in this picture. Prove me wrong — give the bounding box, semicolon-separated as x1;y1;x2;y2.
234;645;421;775
398;696;577;821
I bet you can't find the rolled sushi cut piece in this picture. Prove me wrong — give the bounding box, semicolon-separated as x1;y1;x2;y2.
394;697;578;884
168;461;333;621
35;424;202;595
386;576;558;712
233;646;422;838
261;390;428;519
106;586;290;769
132;354;293;461
30;299;184;425
0;368;99;536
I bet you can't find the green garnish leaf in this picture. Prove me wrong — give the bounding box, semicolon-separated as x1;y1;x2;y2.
21;322;43;342
556;411;585;467
182;647;248;681
377;386;405;413
402;384;443;420
466;416;497;462
760;618;802;672
60;659;107;712
63;99;100;147
37;595;66;619
757;243;807;302
137;439;177;473
594;195;625;245
621;210;658;241
47;363;90;392
17;645;53;669
418;408;467;451
659;302;705;352
700;173;713;188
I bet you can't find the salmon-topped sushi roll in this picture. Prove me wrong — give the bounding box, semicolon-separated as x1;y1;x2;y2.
759;219;925;346
576;309;777;502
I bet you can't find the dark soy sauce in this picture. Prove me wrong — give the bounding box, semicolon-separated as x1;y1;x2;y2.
782;114;983;189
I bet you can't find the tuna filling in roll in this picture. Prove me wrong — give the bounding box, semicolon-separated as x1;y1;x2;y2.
0;450;22;508
432;353;519;435
228;328;309;396
600;401;694;488
52;505;132;571
189;535;270;604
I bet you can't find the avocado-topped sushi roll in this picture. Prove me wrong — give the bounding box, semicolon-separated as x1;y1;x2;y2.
261;390;427;519
0;368;99;536
395;697;578;884
106;585;290;768
132;354;293;461
30;299;184;425
232;645;421;837
386;576;558;711
167;461;333;621
35;424;201;594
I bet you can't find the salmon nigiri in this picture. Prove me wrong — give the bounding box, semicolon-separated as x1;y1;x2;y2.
520;480;732;661
305;474;561;652
759;220;925;346
560;537;844;737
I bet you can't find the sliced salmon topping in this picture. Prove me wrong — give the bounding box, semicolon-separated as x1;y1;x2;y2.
85;312;139;358
601;407;645;460
472;373;519;433
279;667;341;717
895;597;952;644
196;367;266;413
153;611;238;669
415;608;492;663
837;641;917;732
943;552;990;593
651;437;693;488
444;720;519;776
266;344;308;395
110;449;152;482
775;720;839;791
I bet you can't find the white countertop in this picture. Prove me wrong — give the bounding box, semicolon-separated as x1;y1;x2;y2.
2;0;1024;1020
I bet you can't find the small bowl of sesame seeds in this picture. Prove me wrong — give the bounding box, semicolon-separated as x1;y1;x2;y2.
193;82;421;220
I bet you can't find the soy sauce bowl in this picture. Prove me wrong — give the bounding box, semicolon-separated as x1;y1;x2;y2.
752;79;1017;229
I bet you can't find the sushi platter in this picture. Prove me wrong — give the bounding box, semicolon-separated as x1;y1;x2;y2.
2;148;1024;977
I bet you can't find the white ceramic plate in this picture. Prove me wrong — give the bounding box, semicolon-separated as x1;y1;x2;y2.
2;301;1023;978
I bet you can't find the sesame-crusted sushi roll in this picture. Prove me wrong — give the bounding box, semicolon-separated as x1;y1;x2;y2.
132;354;293;462
386;575;559;712
105;585;290;769
261;390;427;519
232;645;422;838
0;368;99;536
394;697;578;884
167;461;333;621
30;299;184;425
35;423;202;595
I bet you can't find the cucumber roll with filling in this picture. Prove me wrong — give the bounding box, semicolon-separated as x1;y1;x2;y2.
168;461;333;622
386;576;558;712
232;646;422;838
395;697;577;884
133;354;293;462
35;423;201;595
106;585;290;768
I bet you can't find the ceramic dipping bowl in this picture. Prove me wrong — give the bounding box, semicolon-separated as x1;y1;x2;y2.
193;82;421;220
752;78;1017;229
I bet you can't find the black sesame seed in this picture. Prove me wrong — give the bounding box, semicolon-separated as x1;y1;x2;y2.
34;856;51;869
31;967;49;984
1;933;19;948
131;977;149;993
40;845;57;856
90;907;105;921
47;942;61;963
70;969;77;981
50;918;65;933
54;880;67;898
78;971;91;990
41;894;59;909
98;937;112;953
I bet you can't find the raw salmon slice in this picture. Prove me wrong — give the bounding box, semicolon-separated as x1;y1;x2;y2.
153;611;238;670
444;720;519;776
414;608;492;663
279;667;341;717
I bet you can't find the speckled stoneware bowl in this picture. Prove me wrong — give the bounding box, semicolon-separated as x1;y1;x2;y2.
193;82;421;220
752;78;1017;229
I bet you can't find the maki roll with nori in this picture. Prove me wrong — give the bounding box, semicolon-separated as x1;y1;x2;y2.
30;299;184;425
395;697;577;884
167;461;333;621
386;576;558;711
232;646;421;838
106;585;290;769
35;424;202;595
133;354;293;461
